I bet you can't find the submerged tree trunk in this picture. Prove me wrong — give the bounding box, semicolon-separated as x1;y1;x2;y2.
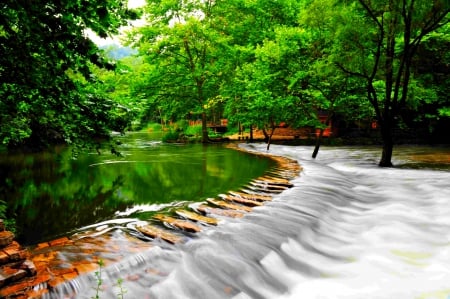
379;119;395;167
312;128;324;159
379;124;394;167
312;113;333;159
265;122;276;151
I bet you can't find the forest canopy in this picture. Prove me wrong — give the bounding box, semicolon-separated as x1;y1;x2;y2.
0;0;448;166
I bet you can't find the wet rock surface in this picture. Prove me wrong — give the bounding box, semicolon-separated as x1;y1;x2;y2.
0;220;37;298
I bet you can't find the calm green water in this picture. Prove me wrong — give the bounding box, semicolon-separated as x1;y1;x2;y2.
0;132;275;245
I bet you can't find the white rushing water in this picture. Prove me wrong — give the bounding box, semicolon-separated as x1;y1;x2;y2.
56;144;450;299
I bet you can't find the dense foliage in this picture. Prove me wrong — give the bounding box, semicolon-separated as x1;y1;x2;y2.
122;0;448;165
0;0;138;151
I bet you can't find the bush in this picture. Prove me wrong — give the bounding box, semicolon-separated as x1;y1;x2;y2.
142;123;163;132
185;125;203;137
0;200;15;233
175;120;189;131
162;130;180;142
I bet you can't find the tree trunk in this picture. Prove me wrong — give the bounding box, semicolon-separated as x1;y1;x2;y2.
266;125;276;151
379;125;394;167
201;111;209;143
262;128;269;141
249;124;254;142
312;112;332;159
312;128;324;159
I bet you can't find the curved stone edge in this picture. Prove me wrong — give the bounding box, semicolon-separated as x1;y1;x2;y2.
0;142;302;299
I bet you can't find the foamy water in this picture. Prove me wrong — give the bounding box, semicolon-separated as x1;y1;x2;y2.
49;144;450;299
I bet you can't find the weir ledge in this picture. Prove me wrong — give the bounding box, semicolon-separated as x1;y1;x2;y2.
0;145;301;298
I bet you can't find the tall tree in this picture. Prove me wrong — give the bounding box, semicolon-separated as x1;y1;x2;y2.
297;0;372;158
0;0;137;150
225;24;317;150
130;0;233;143
330;0;449;166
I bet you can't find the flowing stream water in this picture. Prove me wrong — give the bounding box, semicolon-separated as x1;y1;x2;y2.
48;143;450;299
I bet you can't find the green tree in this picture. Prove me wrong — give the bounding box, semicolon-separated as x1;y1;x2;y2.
222;0;326;149
130;0;233;143
297;0;373;158
329;0;449;166
0;0;138;150
408;24;450;138
225;24;317;150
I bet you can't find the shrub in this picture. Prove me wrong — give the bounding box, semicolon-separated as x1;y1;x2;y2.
162;130;180;142
0;200;15;233
185;125;203;137
142;123;163;132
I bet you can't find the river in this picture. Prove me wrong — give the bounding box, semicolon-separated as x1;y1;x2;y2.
47;143;450;299
0;132;274;245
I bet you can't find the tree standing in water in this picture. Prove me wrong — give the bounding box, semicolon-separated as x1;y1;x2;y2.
331;0;449;166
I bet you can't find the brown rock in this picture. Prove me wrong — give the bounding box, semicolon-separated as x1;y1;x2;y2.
153;214;201;233
73;262;97;275
20;260;37;276
136;224;182;244
0;266;27;287
228;191;272;202
3;244;26;262
197;205;244;218
47;276;65;289
0;251;9;264
206;198;253;212
0;231;14;248
175;210;219;225
218;194;264;207
0;281;31;298
35;242;50;250
49;237;70;247
24;288;49;299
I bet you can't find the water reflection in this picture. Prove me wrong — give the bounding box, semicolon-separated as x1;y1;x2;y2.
0;133;274;245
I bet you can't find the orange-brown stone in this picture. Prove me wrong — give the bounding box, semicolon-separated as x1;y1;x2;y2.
73;262;97;275
28;273;52;285
47;276;66;289
219;194;264;207
197;205;244;218
49;237;70;247
3;245;26;262
175;209;219;225
0;282;30;298
154;214;201;233
206;198;252;212
136;224;182;244
0;266;27;288
62;271;78;281
25;288;49;299
50;266;77;277
0;251;9;264
0;231;14;248
19;260;37;276
35;242;50;250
